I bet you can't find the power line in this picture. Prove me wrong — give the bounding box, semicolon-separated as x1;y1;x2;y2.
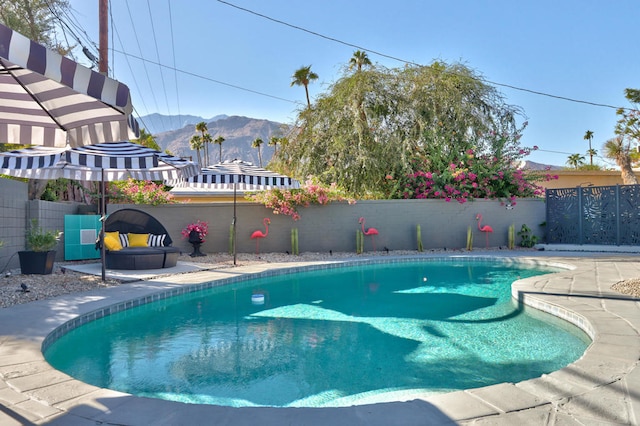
215;0;628;112
112;49;301;105
167;0;181;131
123;0;161;119
145;0;173;120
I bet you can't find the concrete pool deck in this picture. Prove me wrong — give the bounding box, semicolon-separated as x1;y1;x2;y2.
1;252;640;425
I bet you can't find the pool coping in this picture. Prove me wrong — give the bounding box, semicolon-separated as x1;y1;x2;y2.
1;253;640;425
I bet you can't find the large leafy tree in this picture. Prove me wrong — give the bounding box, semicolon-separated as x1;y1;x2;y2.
290;65;318;109
616;89;640;144
0;0;72;200
281;61;526;196
0;0;71;55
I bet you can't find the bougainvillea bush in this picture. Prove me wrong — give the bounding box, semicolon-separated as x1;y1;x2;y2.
247;178;356;220
385;146;558;204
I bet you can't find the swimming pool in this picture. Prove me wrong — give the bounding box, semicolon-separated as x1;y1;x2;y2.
44;258;590;407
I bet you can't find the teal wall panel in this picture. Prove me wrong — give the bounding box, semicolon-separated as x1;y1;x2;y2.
64;215;100;260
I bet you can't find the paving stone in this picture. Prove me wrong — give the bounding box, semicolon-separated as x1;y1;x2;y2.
558;380;631;424
427;391;499;421
28;380;100;406
0;386;29;405
8;370;72;392
15;398;62;420
516;375;590;402
459;406;552;425
467;383;548;413
0;361;58;380
0;409;31;426
622;363;640;424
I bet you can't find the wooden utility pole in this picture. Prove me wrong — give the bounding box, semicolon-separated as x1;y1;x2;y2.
98;0;108;74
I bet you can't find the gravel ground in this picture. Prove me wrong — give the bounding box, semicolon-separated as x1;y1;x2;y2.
1;248;637;309
611;278;640;298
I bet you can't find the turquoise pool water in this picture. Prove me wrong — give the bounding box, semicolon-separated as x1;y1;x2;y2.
45;259;590;407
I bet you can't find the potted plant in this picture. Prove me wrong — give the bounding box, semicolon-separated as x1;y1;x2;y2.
182;220;208;257
19;219;62;275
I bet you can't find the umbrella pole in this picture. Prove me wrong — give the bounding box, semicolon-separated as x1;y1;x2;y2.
100;170;106;281
233;182;237;265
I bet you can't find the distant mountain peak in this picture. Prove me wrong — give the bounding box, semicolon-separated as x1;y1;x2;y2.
152;114;286;166
139;113;228;134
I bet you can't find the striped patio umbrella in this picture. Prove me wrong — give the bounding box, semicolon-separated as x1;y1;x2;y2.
0;23;138;147
0;142;199;182
0;141;199;280
170;159;300;264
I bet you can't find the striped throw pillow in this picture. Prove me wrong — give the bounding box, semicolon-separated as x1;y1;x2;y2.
148;234;166;247
119;233;129;247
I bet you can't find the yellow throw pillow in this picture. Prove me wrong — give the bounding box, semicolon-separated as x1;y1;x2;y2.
128;233;150;247
104;235;122;251
105;231;120;241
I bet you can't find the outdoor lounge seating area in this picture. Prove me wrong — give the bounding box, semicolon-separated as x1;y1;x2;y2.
103;208;181;270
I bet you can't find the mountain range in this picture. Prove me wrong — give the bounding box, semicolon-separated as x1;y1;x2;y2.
141;113;285;166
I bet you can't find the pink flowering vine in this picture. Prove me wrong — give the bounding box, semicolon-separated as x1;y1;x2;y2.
247;178;356;221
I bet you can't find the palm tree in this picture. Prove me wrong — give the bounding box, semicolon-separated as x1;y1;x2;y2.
566;153;585;169
252;137;264;167
189;135;203;167
195;121;210;166
268;136;280;156
290;65;318;109
213;136;225;163
135;128;162;152
349;50;372;72
603;136;639;184
584;130;595;165
201;133;212;167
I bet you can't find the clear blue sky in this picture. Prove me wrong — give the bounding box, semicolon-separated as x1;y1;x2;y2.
65;0;639;167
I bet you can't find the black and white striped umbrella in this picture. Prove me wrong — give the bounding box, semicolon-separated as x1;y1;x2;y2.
0;23;139;147
0;142;199;182
169;159;300;191
170;159;300;265
0;141;198;281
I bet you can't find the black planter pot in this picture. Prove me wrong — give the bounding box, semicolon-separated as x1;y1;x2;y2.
189;242;206;257
18;251;56;275
188;230;206;257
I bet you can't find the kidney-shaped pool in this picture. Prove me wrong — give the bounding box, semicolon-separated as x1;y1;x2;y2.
45;258;590;407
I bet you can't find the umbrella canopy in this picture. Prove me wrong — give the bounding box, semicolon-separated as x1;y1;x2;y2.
0;141;199;280
169;159;301;265
169;159;300;192
0;141;199;181
0;23;139;147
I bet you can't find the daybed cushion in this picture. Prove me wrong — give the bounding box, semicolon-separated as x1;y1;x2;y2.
147;234;166;247
104;235;122;251
128;233;149;247
103;209;180;270
105;247;165;270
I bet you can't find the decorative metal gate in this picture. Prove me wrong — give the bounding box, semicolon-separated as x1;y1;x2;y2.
546;185;640;245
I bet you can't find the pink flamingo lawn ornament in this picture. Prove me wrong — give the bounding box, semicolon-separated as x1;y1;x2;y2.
475;213;493;248
250;218;270;254
358;217;379;252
